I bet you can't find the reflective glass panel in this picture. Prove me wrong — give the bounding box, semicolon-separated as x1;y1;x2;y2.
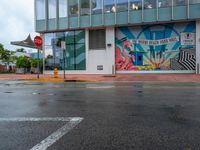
190;0;200;4
104;0;116;13
117;0;128;12
158;0;172;8
68;0;79;17
144;0;156;9
92;0;103;14
48;0;57;19
59;0;67;17
174;0;187;6
36;0;45;20
81;0;90;15
130;0;142;11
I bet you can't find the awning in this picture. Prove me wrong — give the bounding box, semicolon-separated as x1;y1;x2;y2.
11;34;42;50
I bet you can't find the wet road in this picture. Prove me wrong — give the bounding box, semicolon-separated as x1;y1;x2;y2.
0;81;200;150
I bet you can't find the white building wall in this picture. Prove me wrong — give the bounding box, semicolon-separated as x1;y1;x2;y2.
87;27;115;74
196;20;200;74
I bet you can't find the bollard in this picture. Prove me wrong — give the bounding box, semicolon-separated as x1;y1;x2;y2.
54;68;58;78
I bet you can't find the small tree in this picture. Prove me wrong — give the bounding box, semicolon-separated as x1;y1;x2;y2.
0;43;16;68
16;56;31;69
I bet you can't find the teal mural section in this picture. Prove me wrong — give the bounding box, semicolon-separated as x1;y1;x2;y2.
115;22;196;71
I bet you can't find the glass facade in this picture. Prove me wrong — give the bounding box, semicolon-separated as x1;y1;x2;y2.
35;0;200;31
36;0;45;20
48;0;57;19
44;31;86;71
68;0;79;17
59;0;67;18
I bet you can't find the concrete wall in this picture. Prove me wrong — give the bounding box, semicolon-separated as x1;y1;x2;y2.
196;20;200;74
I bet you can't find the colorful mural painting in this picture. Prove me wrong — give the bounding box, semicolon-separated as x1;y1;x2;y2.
115;22;196;71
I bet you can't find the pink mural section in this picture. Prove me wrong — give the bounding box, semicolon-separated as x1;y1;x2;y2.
115;41;139;71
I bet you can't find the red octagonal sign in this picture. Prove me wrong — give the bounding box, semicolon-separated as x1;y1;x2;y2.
34;36;42;47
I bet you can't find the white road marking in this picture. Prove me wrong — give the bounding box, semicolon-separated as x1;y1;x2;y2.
0;117;83;150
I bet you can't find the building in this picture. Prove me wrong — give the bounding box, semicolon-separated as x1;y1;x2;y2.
35;0;200;74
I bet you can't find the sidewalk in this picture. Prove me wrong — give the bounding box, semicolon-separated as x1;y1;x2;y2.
0;73;200;82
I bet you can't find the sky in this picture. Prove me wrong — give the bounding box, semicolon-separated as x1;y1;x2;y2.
0;0;37;52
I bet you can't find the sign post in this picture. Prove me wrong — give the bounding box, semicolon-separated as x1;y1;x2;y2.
34;36;43;79
61;41;66;80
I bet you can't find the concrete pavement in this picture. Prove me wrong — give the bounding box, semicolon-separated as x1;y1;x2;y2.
0;73;200;82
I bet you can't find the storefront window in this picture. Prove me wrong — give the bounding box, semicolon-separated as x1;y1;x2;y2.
158;0;172;7
44;33;65;70
144;0;156;9
92;0;103;14
48;0;57;19
174;0;187;6
65;31;86;70
117;0;128;12
68;0;79;17
59;0;67;18
104;0;116;13
36;0;45;20
130;0;142;10
81;0;90;15
44;31;86;71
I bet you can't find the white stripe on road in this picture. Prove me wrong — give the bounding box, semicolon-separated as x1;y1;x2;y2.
0;117;83;150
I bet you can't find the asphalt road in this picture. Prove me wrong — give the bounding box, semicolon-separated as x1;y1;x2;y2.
0;81;200;150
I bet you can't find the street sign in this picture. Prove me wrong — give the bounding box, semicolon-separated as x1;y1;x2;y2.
181;32;195;46
34;36;43;47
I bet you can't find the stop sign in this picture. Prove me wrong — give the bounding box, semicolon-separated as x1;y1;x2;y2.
34;36;42;47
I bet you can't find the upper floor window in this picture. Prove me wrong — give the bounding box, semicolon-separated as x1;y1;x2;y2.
59;0;67;18
117;0;128;12
81;0;90;15
104;0;116;13
174;0;187;6
130;0;142;11
92;0;103;14
48;0;57;19
36;0;45;20
68;0;79;17
144;0;156;9
158;0;172;8
190;0;200;4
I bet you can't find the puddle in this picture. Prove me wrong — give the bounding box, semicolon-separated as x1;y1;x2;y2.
32;92;41;95
4;92;14;94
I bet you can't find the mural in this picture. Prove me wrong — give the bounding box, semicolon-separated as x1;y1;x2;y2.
115;22;196;71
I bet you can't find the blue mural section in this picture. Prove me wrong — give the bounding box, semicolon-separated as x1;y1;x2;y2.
115;22;196;71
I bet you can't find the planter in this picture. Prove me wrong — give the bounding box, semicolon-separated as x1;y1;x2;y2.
16;68;27;74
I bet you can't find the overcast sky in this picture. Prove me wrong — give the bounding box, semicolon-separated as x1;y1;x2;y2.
0;0;37;51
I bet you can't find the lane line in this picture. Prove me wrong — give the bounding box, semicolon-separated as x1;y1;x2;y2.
0;117;83;150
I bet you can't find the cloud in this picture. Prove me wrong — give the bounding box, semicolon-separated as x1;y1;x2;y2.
0;0;37;51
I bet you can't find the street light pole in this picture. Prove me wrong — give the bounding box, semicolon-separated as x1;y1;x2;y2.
61;41;66;80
